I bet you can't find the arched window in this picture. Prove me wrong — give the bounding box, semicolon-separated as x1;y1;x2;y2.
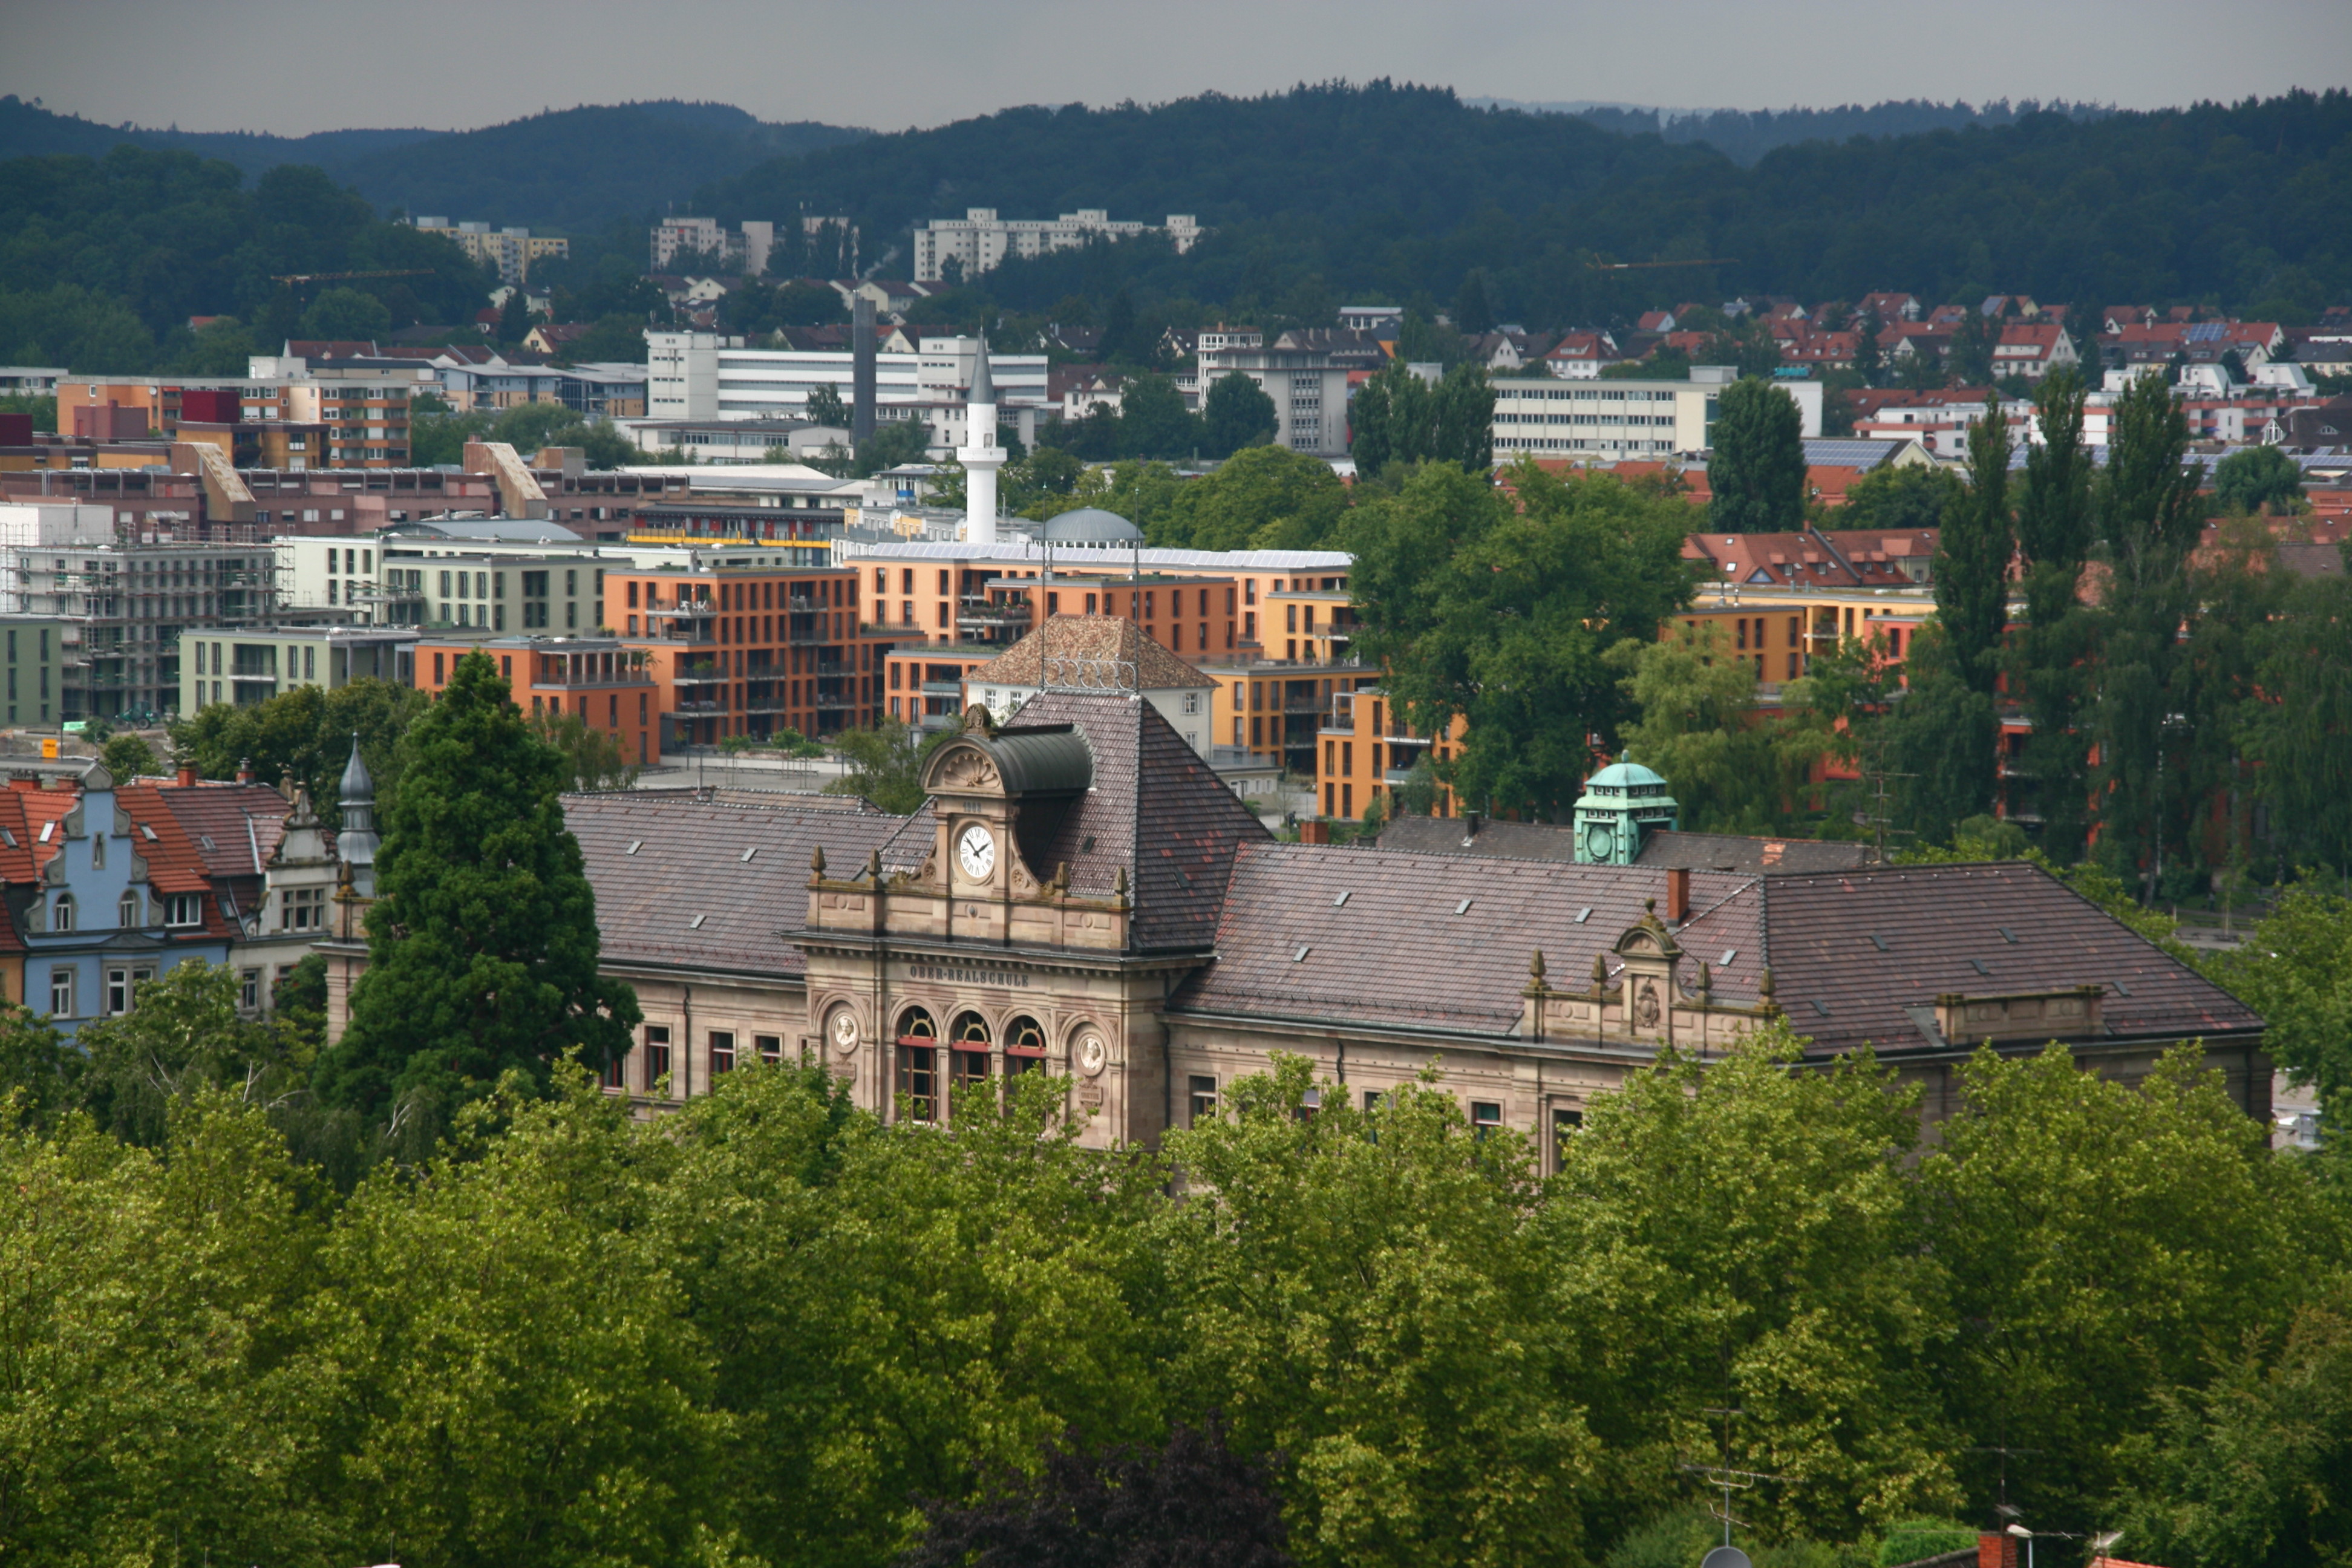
949;1012;993;1104
118;891;139;929
895;1007;938;1122
1002;1015;1048;1105
51;893;73;933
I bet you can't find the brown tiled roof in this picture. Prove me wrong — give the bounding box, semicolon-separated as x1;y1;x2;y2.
1175;845;1764;1035
969;616;1214;692
1179;848;2257;1059
1375;818;1867;874
565;790;906;976
1757;861;2262;1056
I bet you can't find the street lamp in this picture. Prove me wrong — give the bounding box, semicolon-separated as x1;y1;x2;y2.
2007;1522;2034;1568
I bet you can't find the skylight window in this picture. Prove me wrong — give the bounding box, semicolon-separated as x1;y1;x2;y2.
1719;949;1737;966
1455;898;1473;915
741;847;758;862
1968;957;1991;976
690;913;708;929
1292;945;1311;962
1331;890;1350;907
626;840;642;855
1573;907;1592;923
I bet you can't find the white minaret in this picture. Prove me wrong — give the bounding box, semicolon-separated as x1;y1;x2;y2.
958;336;1003;546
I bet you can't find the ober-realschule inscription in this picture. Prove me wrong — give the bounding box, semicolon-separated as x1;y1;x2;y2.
907;964;1031;988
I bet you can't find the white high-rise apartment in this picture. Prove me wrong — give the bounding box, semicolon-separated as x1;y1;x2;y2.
912;209;1203;283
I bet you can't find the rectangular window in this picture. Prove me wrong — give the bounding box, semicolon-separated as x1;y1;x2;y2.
238;969;260;1012
1471;1102;1503;1140
644;1025;673;1092
710;1030;735;1074
1552;1106;1583;1167
756;1033;783;1065
48;969;72;1019
897;1044;937;1121
165;892;203;927
1188;1074;1218;1126
433;652;445;683
106;967;131;1016
279;886;327;931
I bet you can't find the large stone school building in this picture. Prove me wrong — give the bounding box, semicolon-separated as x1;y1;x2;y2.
384;679;2270;1164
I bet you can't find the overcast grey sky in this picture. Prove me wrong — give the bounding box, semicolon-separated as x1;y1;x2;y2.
10;0;2350;136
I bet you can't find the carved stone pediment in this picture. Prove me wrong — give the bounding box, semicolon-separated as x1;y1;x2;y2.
927;742;1002;795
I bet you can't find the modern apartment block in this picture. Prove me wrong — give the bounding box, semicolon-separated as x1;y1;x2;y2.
606;556;889;746
179;626;417;714
411;218;571;284
0;616;67;727
1486;367;1824;460
648;215;857;277
641;332;1045;449
0;502;279;721
911;208;1203;282
411;634;661;768
53;374;422;468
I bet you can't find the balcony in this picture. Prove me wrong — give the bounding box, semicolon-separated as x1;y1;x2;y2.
673;666;730;686
955;604;1034;630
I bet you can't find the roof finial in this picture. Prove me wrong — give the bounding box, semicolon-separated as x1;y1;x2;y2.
1529;949;1547;984
810;844;827;876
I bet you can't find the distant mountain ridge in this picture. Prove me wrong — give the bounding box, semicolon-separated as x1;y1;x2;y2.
0;96;867;230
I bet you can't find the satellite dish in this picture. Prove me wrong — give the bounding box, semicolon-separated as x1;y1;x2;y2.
1703;1549;1753;1568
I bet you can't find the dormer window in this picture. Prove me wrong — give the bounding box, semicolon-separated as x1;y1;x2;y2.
165;893;204;928
118;891;139;929
51;893;73;932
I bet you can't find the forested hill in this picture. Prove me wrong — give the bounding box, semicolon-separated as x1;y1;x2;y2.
0;97;866;232
1525;97;2113;167
703;82;2352;325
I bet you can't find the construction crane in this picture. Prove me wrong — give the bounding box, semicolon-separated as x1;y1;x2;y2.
1589;258;1740;271
268;269;435;286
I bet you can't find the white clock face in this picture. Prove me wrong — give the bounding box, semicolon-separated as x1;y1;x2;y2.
956;823;996;882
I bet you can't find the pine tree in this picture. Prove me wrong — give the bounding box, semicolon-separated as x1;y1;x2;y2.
1706;377;1805;534
2087;374;2206;900
317;652;640;1116
1890;392;2011;843
2010;370;2097;859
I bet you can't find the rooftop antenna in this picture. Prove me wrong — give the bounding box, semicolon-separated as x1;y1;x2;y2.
1679;1406;1786;1568
1854;736;1915;866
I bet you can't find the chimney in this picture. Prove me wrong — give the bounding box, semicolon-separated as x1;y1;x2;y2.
1979;1537;2018;1568
176;763;196;789
1298;818;1331;845
851;296;877;445
236;757;254;784
1665;867;1691;923
1463;811;1482;838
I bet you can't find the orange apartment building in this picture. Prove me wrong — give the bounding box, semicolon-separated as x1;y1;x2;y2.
413;634;663;768
607;560;888;746
855;542;1364;757
55;377;417;468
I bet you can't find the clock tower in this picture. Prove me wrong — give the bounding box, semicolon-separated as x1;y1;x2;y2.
795;696;1270;1148
1571;756;1679;866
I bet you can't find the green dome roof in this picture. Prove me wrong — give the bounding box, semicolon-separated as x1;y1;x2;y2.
1579;756;1671;798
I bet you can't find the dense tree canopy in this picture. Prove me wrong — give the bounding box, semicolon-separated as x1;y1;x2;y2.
1350;460;1695;818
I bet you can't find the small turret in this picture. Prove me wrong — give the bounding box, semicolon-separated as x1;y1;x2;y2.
335;734;380;897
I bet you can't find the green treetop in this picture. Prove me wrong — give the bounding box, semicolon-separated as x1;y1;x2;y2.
316;652;639;1116
1706;377;1805;533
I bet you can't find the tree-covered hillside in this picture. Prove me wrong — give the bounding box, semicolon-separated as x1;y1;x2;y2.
0;96;867;233
0;145;491;370
705;82;2352;325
